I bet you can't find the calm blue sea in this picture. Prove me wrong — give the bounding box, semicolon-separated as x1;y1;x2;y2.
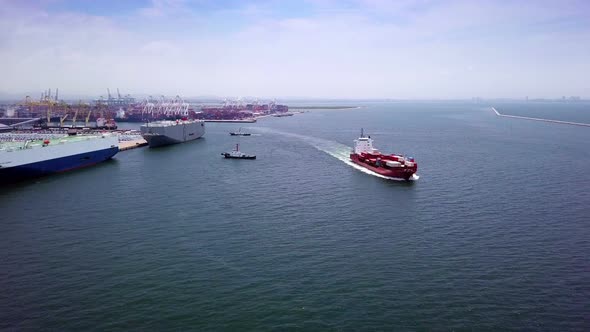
1;101;589;330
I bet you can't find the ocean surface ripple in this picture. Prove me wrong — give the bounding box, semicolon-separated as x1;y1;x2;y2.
1;102;589;330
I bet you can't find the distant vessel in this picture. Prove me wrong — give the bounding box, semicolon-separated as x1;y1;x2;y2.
349;129;418;180
229;128;251;136
0;134;119;183
221;144;256;159
272;113;293;117
140;119;205;148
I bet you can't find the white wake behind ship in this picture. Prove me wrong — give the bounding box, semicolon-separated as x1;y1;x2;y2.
0;134;119;183
140;120;205;148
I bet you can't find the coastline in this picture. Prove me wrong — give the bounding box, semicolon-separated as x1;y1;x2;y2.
288;106;361;110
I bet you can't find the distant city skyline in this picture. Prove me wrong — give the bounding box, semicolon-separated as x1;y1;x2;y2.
1;0;589;99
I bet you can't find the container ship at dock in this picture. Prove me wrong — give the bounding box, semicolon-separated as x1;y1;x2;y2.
350;130;418;180
0;133;119;183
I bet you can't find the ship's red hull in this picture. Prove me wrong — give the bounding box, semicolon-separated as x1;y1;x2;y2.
350;153;417;180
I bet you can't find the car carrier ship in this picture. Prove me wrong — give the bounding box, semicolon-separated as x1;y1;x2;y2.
140;119;205;148
0;134;119;183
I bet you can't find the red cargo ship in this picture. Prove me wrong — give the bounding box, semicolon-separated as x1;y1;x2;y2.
349;129;418;180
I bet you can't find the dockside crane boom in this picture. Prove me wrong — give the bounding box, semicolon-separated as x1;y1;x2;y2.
72;101;80;127
23;95;33;115
85;106;92;127
60;114;68;127
46;109;51;126
97;97;105;118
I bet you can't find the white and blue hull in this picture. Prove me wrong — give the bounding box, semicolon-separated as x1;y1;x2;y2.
0;135;119;183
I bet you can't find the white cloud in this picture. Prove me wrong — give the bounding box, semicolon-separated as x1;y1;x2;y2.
138;0;192;18
0;0;588;99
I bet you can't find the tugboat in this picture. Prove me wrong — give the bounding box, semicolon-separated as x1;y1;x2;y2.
229;128;251;136
349;129;418;180
221;144;256;159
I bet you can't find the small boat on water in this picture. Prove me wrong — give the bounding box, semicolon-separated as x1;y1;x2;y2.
221;144;256;159
229;128;251;136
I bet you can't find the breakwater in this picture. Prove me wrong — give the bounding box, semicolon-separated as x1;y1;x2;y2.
491;107;590;127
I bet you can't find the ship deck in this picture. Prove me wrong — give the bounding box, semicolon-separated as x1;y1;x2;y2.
0;134;108;151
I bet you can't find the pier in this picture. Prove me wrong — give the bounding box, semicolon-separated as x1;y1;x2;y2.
204;119;257;123
119;138;147;151
491;107;590;127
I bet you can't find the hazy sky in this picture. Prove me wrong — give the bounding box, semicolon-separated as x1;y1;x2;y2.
1;0;589;99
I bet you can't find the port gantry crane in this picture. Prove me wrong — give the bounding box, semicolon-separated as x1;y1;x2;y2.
96;96;105;119
142;96;155;118
85;103;92;127
70;100;82;127
38;88;62;126
59;107;68;127
45;93;57;126
18;88;68;126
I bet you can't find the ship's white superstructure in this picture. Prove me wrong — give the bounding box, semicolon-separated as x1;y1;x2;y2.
140;119;205;147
